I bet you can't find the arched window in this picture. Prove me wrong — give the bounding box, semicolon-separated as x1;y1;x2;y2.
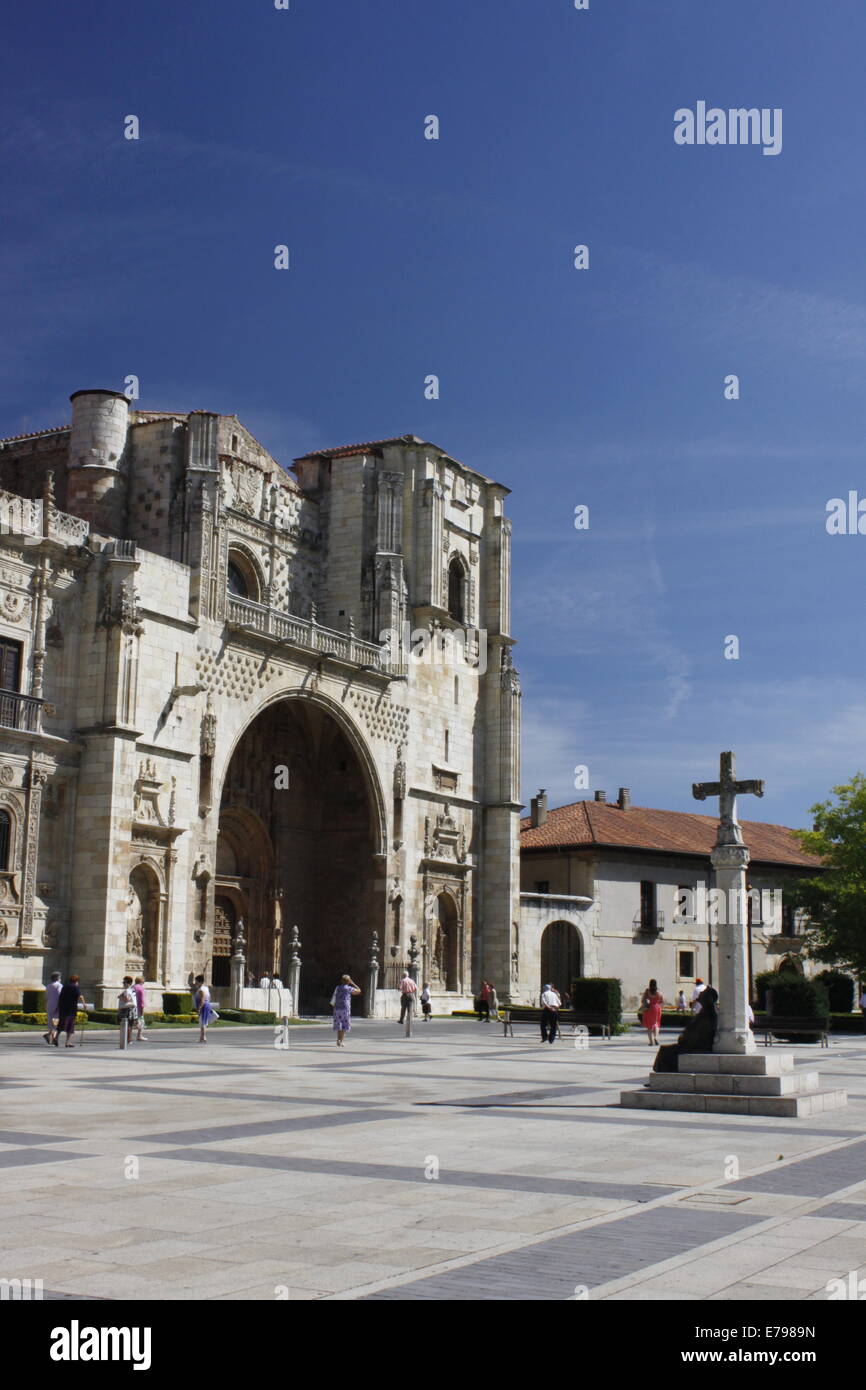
0;810;10;871
447;559;465;623
227;561;247;598
226;549;262;603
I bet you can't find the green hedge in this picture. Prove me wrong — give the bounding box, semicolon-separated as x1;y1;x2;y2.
22;989;45;1013
826;1011;866;1033
570;977;623;1033
162;992;193;1015
815;970;855;1013
766;975;829;1018
217;1008;278;1024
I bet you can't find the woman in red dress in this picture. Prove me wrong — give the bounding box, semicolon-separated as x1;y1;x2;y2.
641;978;664;1045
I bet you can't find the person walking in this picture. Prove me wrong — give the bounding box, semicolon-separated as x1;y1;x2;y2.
399;972;418;1024
133;976;147;1041
331;974;361;1045
675;989;687;1012
540;983;561;1044
193;975;218;1044
691;978;706;1013
118;977;137;1045
476;980;491;1022
640;978;664;1046
55;975;86;1048
488;982;500;1022
420;982;432;1021
44;971;62;1046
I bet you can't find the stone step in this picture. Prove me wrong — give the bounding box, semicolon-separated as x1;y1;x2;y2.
620;1087;847;1118
678;1052;794;1075
647;1070;819;1097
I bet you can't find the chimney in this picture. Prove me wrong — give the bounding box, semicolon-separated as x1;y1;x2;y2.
530;788;548;827
594;790;607;803
618;787;631;810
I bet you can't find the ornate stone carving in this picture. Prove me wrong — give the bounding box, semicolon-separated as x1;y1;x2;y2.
133;759;167;826
200;694;217;757
0;591;30;624
99;575;143;635
42;919;60;948
500;645;521;693
393;748;406;801
0;765;15;786
427;804;463;861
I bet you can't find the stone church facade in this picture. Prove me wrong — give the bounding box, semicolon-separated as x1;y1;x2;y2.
0;389;522;1012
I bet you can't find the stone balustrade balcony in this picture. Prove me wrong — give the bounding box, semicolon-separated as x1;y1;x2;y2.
0;489;90;546
226;595;388;672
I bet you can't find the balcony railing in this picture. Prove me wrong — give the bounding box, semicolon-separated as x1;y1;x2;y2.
634;910;665;935
0;490;90;546
0;689;43;733
227;595;387;670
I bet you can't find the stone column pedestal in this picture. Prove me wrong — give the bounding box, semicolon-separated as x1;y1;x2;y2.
711;841;755;1055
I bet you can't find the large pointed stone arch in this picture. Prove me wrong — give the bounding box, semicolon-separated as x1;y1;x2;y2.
215;687;388;859
213;685;390;1011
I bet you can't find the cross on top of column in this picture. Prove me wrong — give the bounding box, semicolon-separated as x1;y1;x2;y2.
692;750;764;846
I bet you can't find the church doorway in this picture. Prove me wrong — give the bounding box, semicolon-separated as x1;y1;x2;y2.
428;891;459;992
540;920;581;996
211;896;236;987
218;696;383;1014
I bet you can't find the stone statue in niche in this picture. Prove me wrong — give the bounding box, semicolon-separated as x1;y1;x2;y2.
126;886;144;958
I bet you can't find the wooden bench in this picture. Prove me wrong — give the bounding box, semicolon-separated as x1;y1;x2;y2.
758;1015;830;1048
501;1008;611;1040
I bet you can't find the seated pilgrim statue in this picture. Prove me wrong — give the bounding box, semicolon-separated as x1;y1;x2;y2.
653;987;718;1073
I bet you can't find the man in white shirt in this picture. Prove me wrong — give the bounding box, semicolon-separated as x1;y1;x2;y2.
691;979;706;1014
540;984;561;1045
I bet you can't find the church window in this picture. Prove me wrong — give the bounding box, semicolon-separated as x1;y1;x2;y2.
226;549;262;603
0;810;10;871
227;561;248;598
454;676;459;705
447;559;464;622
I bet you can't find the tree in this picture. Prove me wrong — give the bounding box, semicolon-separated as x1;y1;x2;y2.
787;774;866;978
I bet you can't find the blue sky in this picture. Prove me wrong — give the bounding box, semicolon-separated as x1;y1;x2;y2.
3;0;865;829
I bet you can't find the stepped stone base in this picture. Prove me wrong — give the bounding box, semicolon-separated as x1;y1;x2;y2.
620;1051;847;1117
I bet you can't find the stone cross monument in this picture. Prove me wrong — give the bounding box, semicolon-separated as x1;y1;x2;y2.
692;751;764;1054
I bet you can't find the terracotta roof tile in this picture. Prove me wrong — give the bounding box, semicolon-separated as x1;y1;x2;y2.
520;800;822;868
0;425;69;443
294;435;423;461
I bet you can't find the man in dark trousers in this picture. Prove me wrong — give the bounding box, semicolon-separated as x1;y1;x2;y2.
540;983;561;1044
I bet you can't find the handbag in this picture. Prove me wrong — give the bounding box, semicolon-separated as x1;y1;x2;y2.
329;990;338;1007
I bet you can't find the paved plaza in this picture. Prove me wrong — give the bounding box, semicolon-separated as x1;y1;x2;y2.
1;1019;865;1301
